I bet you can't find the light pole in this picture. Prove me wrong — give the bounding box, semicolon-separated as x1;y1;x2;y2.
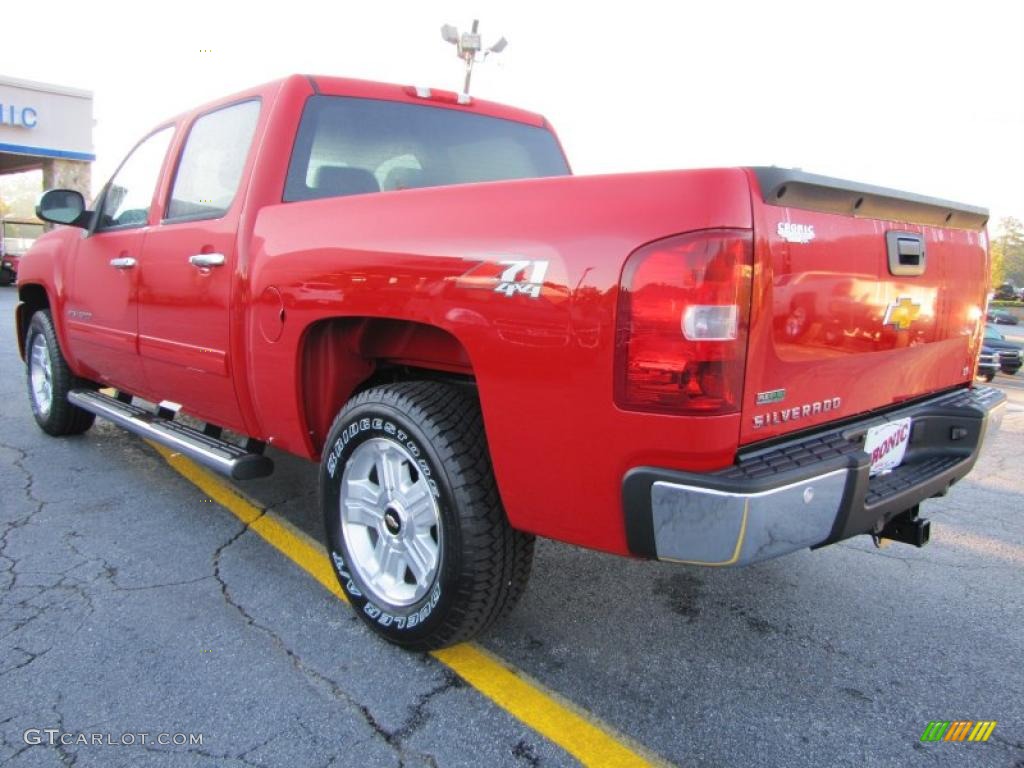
440;19;507;96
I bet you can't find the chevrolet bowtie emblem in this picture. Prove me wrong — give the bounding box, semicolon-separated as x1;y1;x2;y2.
884;297;922;330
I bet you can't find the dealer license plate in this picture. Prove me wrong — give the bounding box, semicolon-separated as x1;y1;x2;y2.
864;418;912;476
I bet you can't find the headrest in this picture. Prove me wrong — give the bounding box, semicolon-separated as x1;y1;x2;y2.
382;167;428;191
313;166;380;196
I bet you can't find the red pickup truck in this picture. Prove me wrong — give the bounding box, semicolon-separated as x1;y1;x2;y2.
15;75;1005;649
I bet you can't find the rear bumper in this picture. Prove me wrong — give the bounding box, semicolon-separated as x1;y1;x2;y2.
623;386;1006;565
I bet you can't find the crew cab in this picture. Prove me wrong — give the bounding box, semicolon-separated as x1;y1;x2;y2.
14;75;1005;649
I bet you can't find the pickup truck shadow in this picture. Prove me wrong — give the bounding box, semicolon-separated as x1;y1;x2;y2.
126;403;1023;766
116;427;1022;766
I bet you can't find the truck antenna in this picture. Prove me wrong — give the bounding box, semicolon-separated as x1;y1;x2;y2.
440;19;507;96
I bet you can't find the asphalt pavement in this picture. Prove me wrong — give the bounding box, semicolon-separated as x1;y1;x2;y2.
1;285;1022;767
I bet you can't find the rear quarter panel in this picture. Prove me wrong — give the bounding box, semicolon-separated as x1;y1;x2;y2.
246;168;753;554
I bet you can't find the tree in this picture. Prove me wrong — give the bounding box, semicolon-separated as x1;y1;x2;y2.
0;170;43;220
990;217;1024;288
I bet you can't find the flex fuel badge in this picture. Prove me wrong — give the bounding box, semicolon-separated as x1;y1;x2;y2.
756;388;786;405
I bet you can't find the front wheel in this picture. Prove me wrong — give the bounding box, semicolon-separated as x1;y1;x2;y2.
25;310;96;436
321;381;534;650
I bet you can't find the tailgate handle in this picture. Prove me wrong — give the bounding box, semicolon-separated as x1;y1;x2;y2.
886;231;926;276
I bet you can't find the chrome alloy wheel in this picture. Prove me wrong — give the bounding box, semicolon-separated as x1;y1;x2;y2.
340;438;442;607
29;333;54;417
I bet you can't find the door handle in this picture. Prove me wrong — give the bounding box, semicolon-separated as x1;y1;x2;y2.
189;253;226;268
109;257;137;269
886;231;926;276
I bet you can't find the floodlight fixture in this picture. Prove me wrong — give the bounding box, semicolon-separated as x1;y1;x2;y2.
441;24;459;44
439;19;507;95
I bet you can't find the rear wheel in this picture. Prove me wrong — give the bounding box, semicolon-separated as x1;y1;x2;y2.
321;381;534;650
25;310;96;436
0;267;14;286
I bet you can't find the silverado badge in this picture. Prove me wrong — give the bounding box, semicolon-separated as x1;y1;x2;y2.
883;297;922;330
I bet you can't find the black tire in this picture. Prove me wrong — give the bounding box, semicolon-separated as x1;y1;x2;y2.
981;372;996;382
0;267;14;286
321;381;534;650
24;310;96;436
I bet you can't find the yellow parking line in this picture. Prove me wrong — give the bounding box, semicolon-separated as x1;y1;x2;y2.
148;442;662;768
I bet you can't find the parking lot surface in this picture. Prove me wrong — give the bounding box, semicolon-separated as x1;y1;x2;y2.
1;286;1022;767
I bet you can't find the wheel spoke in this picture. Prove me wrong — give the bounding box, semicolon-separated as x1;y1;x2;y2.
371;534;388;572
406;534;436;583
402;487;436;528
343;478;385;528
378;543;404;585
375;447;403;498
348;477;382;505
344;499;383;528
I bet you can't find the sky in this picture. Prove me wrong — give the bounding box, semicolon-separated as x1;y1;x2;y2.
2;0;1022;227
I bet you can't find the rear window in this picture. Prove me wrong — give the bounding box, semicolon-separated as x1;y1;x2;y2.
283;95;569;201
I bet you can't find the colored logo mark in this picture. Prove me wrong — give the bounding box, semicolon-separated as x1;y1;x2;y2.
883;297;922;330
920;720;996;742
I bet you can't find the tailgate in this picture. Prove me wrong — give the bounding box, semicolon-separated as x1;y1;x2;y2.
740;168;989;445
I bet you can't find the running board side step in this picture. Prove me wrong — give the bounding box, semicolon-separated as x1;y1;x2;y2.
68;389;274;480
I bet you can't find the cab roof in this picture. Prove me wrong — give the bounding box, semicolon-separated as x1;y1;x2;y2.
169;74;548;130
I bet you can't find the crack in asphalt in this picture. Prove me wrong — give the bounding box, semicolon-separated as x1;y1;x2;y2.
836;539;1018;571
51;692;77;767
0;646;49;677
0;442;44;591
138;741;268;767
211;508;458;766
0;433;455;767
989;732;1024;755
62;530;214;595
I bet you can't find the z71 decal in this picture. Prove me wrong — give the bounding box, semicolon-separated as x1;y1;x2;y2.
457;257;550;299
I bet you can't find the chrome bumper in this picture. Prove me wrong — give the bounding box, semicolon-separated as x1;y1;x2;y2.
623;386;1006;566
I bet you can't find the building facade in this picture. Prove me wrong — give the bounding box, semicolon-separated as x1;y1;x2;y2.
0;75;95;205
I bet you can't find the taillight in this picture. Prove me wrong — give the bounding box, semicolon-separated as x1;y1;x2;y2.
614;229;753;415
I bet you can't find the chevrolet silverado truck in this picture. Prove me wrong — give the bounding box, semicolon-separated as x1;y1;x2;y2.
15;75;1005;649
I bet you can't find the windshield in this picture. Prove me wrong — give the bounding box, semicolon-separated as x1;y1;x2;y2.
284;95;569;202
984;326;1004;340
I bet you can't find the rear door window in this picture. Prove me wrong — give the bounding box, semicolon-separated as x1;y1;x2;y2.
165;100;261;222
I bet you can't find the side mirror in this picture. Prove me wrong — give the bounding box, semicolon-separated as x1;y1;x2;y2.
36;189;90;228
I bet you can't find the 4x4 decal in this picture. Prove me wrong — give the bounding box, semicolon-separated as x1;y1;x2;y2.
457;258;549;299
